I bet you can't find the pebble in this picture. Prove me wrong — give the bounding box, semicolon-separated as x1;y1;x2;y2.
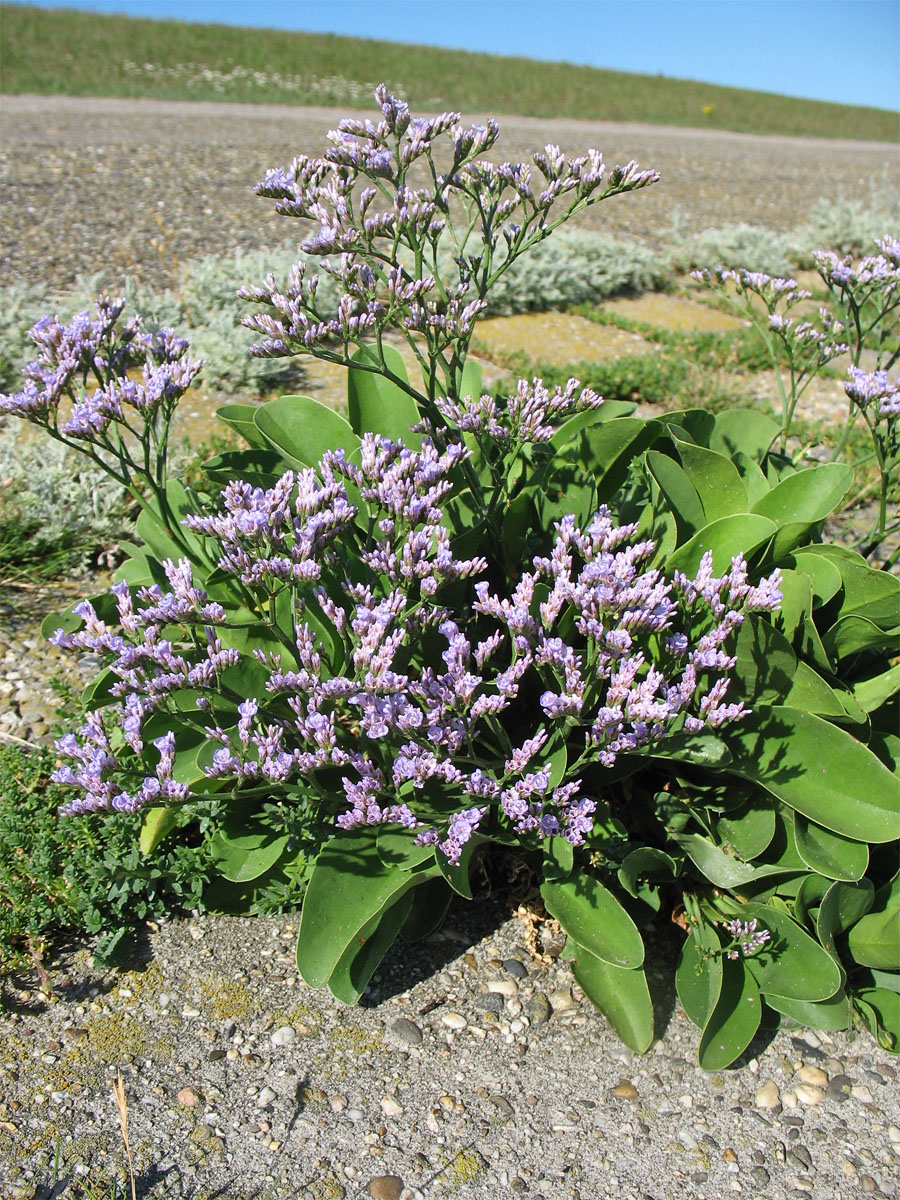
256;1087;277;1108
794;1084;824;1106
367;1176;404;1200
796;1065;828;1087
441;1012;467;1030
754;1080;780;1109
487;979;518;998
611;1080;639;1101
526;993;551;1026
270;1025;295;1047
474;992;504;1013
852;1084;876;1104
502;958;528;978
389;1017;423;1046
380;1097;403;1117
860;1176;879;1193
177;1087;201;1107
827;1074;854;1102
549;989;576;1013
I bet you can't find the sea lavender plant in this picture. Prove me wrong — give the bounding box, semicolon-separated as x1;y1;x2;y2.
691;267;849;452
3;87;898;1066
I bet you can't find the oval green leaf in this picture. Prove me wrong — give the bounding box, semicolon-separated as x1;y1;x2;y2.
541;875;644;968
698;956;762;1070
571;950;654;1052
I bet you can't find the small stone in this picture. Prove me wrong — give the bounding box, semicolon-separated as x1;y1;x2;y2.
750;1167;770;1187
827;1074;854;1102
256;1087;277;1108
368;1177;403;1200
177;1087;201;1107
796;1065;828;1087
487;979;518;997
851;1084;875;1104
270;1025;295;1047
526;992;551;1026
390;1017;423;1046
503;958;528;978
380;1096;403;1117
474;992;503;1013
611;1080;639;1101
860;1176;878;1194
207;1049;226;1062
755;1080;780;1109
549;988;575;1013
842;1161;859;1178
889;1126;900;1145
795;1084;824;1106
463;953;477;970
489;1095;515;1119
723;1148;738;1164
441;1012;467;1030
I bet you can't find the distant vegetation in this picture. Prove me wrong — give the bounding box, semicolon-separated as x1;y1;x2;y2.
1;3;897;140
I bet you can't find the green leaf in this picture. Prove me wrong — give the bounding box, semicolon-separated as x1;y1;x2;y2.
794;815;869;881
676;930;723;1029
541;875;644;967
847;879;900;971
437;832;489;899
666;514;777;576
698;956;762;1069
821;553;900;628
740;903;843;1001
672;435;748;522
765;990;851;1030
544;835;575;882
326;892;415;1004
789;550;843;607
139;806;178;855
674;832;792;887
852;663;900;713
571;950;654;1052
347;345;420;448
399;877;452;943
81;666;118;709
376;828;435;871
751;462;854;528
209;822;290;884
618;847;677;900
580;417;662;501
725;706;900;843
817;880;875;975
646;451;705;536
783;661;856;719
717;801;776;860
824;615;899;660
215;402;271;449
649;733;731;767
731;615;796;705
202;448;293;489
709;408;780;462
297;833;438;988
854;987;900;1051
254;393;361;469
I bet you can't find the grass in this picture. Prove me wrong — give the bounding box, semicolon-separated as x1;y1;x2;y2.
1;3;897;141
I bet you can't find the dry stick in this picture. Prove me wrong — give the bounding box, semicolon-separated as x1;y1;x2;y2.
112;1073;137;1200
0;729;38;751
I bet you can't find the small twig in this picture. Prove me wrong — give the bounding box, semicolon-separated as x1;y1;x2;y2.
0;729;38;751
113;1072;137;1200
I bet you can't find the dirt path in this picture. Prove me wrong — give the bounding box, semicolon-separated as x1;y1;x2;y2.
2;95;898;291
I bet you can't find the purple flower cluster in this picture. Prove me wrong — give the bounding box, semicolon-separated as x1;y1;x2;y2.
50;411;781;866
241;85;659;366
434;377;602;444
844;365;900;419
815;235;900;297
723;916;771;959
0;298;201;441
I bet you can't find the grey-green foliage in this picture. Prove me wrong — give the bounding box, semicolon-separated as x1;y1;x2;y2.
666;221;799;277
474;230;669;315
0;426;135;575
797;177;900;261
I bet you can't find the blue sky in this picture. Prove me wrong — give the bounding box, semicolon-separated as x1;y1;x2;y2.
6;0;900;110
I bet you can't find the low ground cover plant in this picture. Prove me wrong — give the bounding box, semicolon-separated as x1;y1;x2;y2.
2;88;898;1067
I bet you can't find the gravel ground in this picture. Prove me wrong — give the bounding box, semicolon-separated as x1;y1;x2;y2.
2;907;899;1200
2;96;898;292
1;98;899;1199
